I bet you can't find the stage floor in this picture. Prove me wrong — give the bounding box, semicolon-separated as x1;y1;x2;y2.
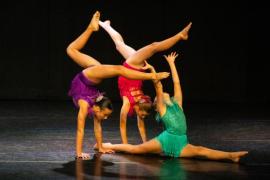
0;100;270;179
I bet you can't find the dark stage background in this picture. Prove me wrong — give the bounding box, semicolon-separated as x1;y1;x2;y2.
0;0;268;105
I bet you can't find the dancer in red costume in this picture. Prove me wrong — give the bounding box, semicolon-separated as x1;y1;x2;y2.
99;19;192;144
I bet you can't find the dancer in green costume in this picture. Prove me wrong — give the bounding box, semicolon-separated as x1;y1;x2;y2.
100;52;248;163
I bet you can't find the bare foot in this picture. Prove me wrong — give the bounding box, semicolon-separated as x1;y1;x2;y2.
99;20;111;28
179;22;192;40
230;151;249;163
154;72;170;80
93;142;112;150
88;11;100;31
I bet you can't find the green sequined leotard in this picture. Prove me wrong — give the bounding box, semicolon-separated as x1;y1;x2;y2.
155;97;188;157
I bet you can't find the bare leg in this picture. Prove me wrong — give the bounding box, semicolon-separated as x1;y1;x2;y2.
99;20;136;59
126;22;192;67
66;11;102;68
83;65;170;82
101;139;162;154
180;144;248;163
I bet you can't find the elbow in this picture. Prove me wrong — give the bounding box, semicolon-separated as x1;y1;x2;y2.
137;124;144;130
78;114;87;123
137;123;142;129
120;118;127;128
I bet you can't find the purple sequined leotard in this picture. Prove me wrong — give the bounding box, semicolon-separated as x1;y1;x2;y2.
68;71;103;116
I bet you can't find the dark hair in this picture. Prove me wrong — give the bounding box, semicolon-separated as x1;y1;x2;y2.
137;95;152;113
94;96;113;111
138;102;152;113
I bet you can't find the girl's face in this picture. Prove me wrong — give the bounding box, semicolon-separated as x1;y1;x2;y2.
93;106;112;121
135;102;151;119
136;109;150;119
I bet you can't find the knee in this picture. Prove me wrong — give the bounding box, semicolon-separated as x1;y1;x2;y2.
120;119;127;127
130;145;141;154
114;65;123;73
195;146;208;155
77;128;84;134
66;45;75;57
148;42;159;53
115;41;125;51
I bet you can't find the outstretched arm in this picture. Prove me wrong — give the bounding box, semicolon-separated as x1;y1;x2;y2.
84;65;170;81
76;100;89;159
66;11;101;68
120;97;130;144
164;52;183;107
143;62;166;116
154;81;166;116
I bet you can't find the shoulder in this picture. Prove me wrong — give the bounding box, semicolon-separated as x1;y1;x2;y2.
171;97;184;111
157;105;167;118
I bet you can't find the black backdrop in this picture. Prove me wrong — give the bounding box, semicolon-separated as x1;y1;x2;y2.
0;0;268;104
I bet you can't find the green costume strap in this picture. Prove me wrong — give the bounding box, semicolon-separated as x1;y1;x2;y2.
155;97;188;157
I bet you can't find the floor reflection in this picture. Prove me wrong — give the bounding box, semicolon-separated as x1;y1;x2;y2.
54;153;250;179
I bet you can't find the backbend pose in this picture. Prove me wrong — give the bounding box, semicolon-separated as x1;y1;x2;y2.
67;11;169;159
99;19;192;144
100;52;248;163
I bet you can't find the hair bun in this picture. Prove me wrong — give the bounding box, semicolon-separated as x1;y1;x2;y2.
95;95;104;102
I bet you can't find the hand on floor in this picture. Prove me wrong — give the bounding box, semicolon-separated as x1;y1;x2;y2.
75;152;91;160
